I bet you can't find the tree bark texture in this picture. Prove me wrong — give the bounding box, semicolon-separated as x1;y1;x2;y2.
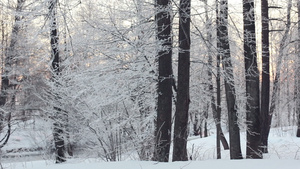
172;0;191;162
260;0;270;153
154;0;173;162
243;0;262;159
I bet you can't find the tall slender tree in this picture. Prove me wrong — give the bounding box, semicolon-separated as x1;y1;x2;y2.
218;0;243;159
243;0;262;159
154;0;173;162
49;0;66;163
172;0;191;162
296;0;300;137
202;1;229;159
260;0;270;153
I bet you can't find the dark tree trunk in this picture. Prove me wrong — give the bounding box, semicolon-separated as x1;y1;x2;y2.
218;0;242;160
153;0;173;162
206;1;229;159
216;58;222;158
49;0;66;163
260;0;270;154
209;58;230;155
62;14;73;157
296;0;300;137
199;123;203;138
243;0;262;159
172;0;191;162
215;6;229;154
53;121;66;163
204;110;208;137
205;0;221;158
193;112;200;136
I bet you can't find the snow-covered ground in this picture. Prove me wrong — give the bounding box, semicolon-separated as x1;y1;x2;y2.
2;159;299;169
1;125;300;169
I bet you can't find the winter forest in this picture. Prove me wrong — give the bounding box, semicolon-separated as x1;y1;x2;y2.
0;0;300;167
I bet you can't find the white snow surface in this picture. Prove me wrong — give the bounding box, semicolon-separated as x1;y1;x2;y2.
1;126;300;169
2;159;299;169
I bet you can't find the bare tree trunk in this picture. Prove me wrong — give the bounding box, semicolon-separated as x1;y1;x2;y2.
153;0;173;162
204;0;222;158
243;0;262;159
172;0;191;162
61;0;73;157
193;112;200;136
206;1;229;159
286;65;291;126
218;0;242;159
296;0;300;137
204;105;208;137
49;0;66;163
260;0;270;154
